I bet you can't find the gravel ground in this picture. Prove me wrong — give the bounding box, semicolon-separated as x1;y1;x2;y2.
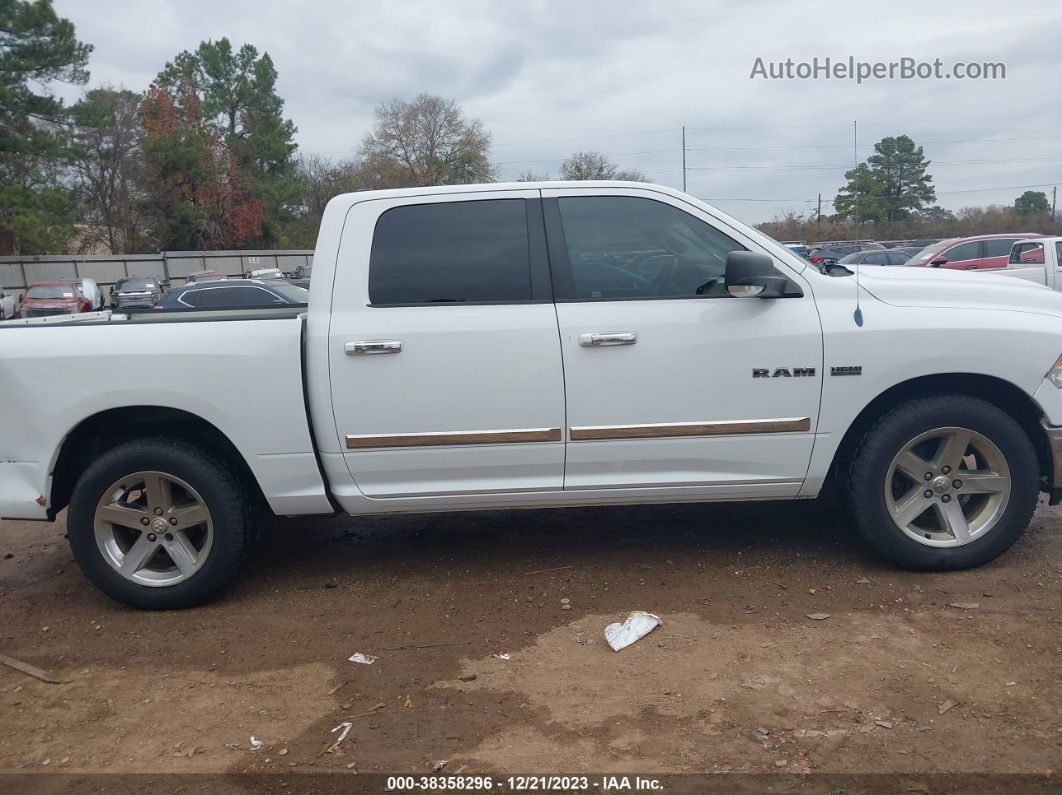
0;497;1058;779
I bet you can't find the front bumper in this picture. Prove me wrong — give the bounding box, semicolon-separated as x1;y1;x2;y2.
1041;419;1062;503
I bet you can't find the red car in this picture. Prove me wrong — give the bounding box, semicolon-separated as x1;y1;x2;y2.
19;281;92;319
907;233;1044;271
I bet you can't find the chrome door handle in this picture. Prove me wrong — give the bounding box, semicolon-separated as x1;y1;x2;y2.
579;331;637;347
345;340;403;355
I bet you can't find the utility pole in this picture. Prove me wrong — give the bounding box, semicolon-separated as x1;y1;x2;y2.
681;126;687;192
1053;186;1057;221
817;193;822;230
853;120;858;167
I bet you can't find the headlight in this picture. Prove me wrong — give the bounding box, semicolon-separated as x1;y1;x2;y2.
1046;355;1062;389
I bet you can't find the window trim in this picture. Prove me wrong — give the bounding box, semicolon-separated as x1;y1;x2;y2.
542;195;800;303
366;197;554;308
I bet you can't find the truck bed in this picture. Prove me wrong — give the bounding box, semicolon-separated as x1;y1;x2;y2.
0;309;332;520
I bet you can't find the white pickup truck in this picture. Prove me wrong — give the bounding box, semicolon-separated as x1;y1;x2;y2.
992;237;1062;289
5;182;1062;609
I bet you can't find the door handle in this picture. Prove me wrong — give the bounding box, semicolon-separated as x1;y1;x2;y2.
345;340;403;355
579;331;637;347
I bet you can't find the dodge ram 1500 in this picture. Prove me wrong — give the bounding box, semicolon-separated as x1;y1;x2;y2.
4;182;1062;609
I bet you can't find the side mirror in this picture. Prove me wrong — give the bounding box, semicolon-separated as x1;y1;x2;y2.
931;258;947;267
725;251;788;298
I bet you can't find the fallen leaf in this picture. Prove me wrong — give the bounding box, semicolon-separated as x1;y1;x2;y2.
948;602;980;610
403;694;413;710
938;699;957;716
806;612;831;621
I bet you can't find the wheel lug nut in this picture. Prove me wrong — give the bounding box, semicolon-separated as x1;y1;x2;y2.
140;517;150;526
147;533;157;542
169;517;178;526
924;473;932;481
165;533;174;542
953;480;962;489
153;507;163;516
924;489;933;498
941;494;951;503
942;466;951;474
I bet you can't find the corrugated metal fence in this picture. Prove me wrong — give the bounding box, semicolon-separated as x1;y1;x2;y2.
0;250;314;302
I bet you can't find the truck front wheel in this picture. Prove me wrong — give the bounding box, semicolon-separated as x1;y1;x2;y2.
846;395;1038;570
67;439;250;609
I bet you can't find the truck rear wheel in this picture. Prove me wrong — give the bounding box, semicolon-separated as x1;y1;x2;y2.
67;439;250;609
846;395;1038;570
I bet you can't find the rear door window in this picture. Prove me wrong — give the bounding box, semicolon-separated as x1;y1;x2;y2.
193;287;239;307
369;199;532;305
984;238;1018;258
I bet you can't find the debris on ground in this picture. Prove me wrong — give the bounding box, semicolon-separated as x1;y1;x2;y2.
604;611;663;651
328;680;350;695
348;652;378;665
0;652;62;684
432;759;448;772
403;694;413;709
493;653;511;661
948;602;980;610
938;700;957;715
875;720;894;729
805;612;831;621
249;737;263;751
325;721;353;754
458;674;477;682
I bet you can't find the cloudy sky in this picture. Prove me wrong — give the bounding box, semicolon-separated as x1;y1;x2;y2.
56;0;1061;223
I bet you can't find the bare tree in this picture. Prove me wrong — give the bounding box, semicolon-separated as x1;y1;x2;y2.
285;154;364;245
559;151;647;182
358;94;495;187
516;169;551;182
69;88;148;253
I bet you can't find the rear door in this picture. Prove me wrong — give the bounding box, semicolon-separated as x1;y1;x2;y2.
327;190;566;497
542;186;822;494
981;237;1021;270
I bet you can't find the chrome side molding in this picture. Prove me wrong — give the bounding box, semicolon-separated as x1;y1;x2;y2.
569;417;812;441
346;427;563;449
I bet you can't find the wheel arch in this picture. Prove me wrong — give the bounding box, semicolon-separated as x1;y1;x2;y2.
826;373;1051;491
49;406;266;517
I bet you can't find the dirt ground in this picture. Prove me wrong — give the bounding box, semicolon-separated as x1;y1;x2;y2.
0;496;1059;780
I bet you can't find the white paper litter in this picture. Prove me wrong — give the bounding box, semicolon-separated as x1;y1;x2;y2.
331;721;353;744
603;611;662;651
348;652;378;665
249;736;263;751
493;653;511;661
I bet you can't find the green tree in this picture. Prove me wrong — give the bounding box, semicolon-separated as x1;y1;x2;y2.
832;163;885;222
1014;190;1050;218
70;88;149;253
154;38;300;245
358;94;495;187
866;135;935;222
0;0;92;253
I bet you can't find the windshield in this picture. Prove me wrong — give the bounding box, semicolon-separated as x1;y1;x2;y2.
908;240;956;265
25;286;76;300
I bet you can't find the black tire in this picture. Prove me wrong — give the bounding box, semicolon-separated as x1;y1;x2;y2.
67;438;250;609
845;395;1038;570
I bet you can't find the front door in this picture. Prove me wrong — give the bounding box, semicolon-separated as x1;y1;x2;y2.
542;187;822;495
327;190;565;497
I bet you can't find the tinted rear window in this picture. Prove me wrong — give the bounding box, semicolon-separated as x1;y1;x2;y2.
984;238;1019;257
369;199;531;305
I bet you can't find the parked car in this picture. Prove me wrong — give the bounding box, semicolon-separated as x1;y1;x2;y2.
892;246;928;259
246;267;285;280
79;278;103;311
287;263;312;289
906;233;1044;271
184;270;227;284
111;276;164;311
987;238;1062;289
0;287;16;320
5;181;1062;609
837;249;913;266
782;241;809;259
18;281;91;318
806;242;884;267
157;278;310;309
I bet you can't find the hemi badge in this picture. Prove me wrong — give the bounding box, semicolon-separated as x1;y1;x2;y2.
831;366;862;376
